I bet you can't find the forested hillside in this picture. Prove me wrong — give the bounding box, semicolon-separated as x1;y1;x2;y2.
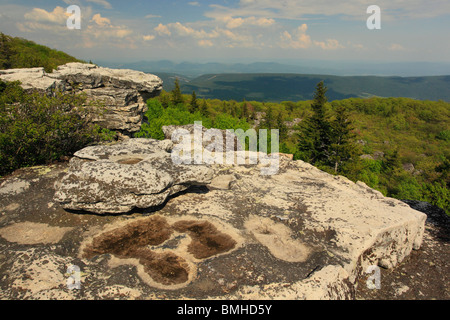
136;81;449;215
0;32;83;73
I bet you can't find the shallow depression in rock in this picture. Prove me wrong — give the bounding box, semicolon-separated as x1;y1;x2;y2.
81;215;238;288
117;158;144;165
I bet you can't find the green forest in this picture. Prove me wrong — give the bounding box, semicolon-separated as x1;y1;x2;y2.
135;79;450;215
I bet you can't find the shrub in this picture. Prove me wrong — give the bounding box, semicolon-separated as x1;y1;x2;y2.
0;80;112;176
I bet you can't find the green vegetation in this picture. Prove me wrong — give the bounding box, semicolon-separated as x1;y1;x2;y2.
297;81;361;174
0;80;115;176
0;32;447;215
0;32;83;73
137;79;449;215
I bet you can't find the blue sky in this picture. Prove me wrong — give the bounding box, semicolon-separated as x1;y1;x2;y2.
0;0;449;64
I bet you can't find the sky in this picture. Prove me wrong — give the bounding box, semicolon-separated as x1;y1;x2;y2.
0;0;449;64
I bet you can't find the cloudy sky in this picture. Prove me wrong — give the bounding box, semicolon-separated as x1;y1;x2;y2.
0;0;449;64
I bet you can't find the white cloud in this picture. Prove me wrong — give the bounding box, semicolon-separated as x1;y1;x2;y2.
86;13;132;39
154;23;172;36
388;43;406;51
220;16;275;29
91;13;111;27
314;39;344;50
280;24;312;49
86;0;112;10
24;6;68;24
280;24;344;50
143;35;156;41
198;39;213;47
205;0;450;21
188;2;201;6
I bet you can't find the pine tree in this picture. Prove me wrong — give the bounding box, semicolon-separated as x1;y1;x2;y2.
242;100;249;121
171;78;184;105
298;81;331;165
230;102;237;117
200;99;210;117
329;105;360;173
221;101;228;113
189;91;199;113
277;111;288;141
159;90;170;108
262;104;274;130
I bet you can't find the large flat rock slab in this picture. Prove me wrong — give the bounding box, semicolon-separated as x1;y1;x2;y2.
0;146;427;300
53;139;214;214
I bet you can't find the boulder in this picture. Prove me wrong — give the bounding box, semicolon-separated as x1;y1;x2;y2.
162;124;244;152
0;63;163;135
403;163;415;173
53;139;214;214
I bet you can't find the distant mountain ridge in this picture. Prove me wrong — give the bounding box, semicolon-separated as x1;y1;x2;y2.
154;72;450;102
102;60;450;78
100;60;450;102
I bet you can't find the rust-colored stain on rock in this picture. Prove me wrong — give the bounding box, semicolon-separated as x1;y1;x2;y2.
82;215;236;286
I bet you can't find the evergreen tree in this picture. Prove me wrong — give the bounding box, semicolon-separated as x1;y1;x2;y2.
262;104;274;130
159;90;170;108
171;78;184;105
383;149;402;173
230;102;237;117
277;111;288;140
329;105;360;173
189;91;199;113
297;81;331;165
221;101;228;113
200;99;210;117
242;100;249;121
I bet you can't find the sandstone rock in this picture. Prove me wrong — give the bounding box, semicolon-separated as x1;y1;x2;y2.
162;123;244;152
0;67;60;91
373;151;385;160
0;222;73;245
403;163;415;173
0;63;163;135
360;154;374;160
53;139;214;214
0;140;429;300
209;174;235;190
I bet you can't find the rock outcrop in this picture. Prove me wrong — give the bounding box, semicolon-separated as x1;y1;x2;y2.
0;63;163;135
0;133;429;300
162;124;244;152
53;138;214;214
